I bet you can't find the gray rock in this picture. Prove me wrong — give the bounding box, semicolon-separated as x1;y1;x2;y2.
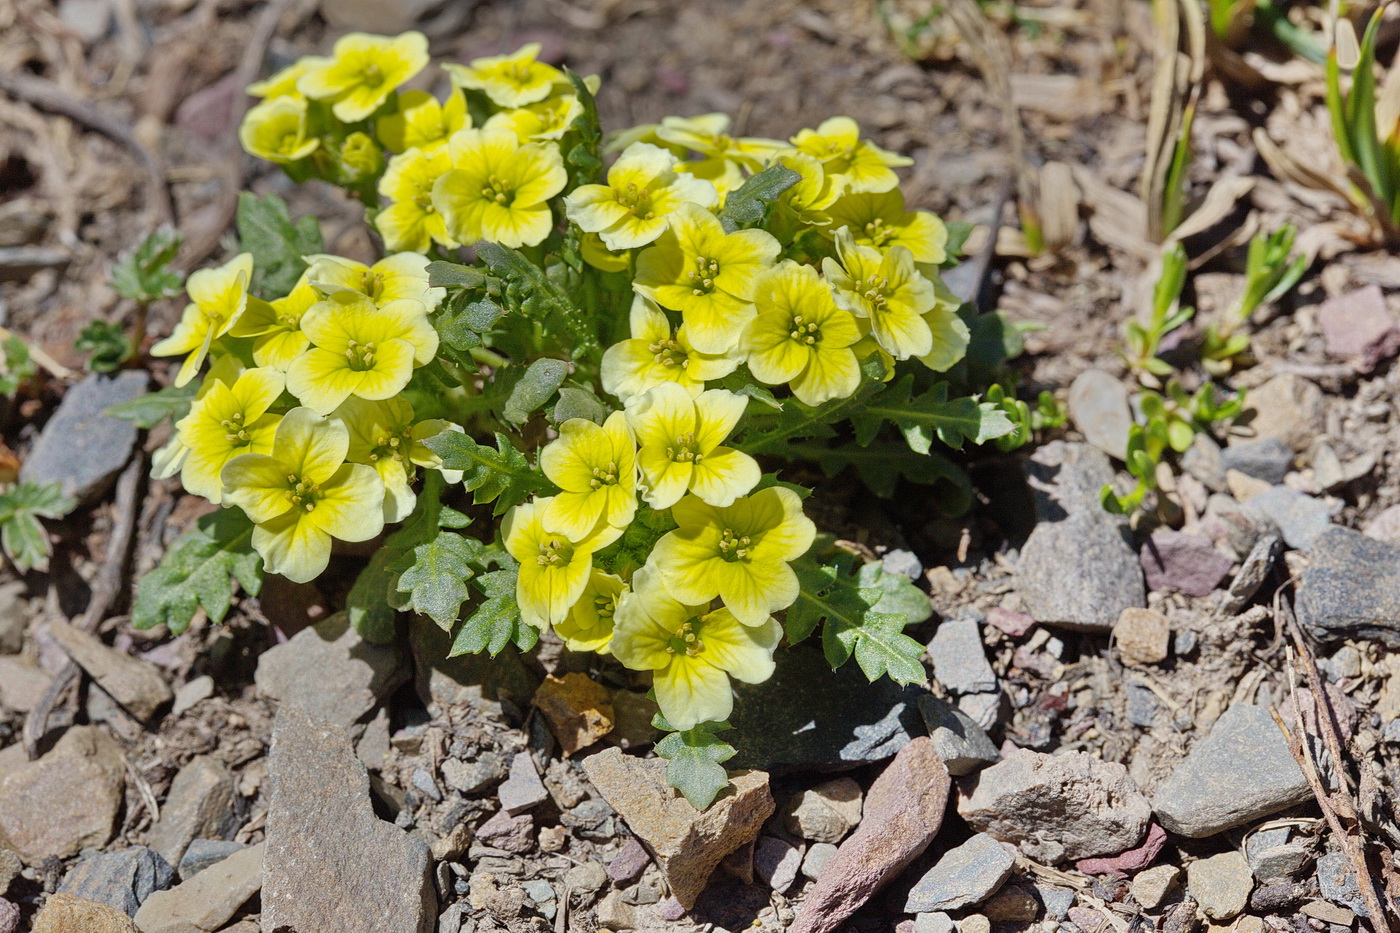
801;842;837;881
1139;529;1233;597
956;749;1152;864
132;841;263;933
475;809;534;854
177;839;245;880
1242;374;1324;453
1182;433;1225;491
1245;828;1310;881
19;371;147;503
441;753;505;795
57;846;173;917
0;849;17;896
1186;851;1252;920
754;836;802;894
1151;704;1310;837
729;644;923;771
1317;851;1369;916
1297;526;1400;647
916;694;1000;775
607;837;651;885
904;832;1016;912
1025;441;1118;520
47;620;172;723
262;706;436;933
1068;370;1132;461
498;752;548;815
916;912;957;933
1018;512;1145;632
957;692;1003;732
1131;864;1180;910
255;612;408;729
1221;534;1281;615
1221;439;1293;485
883;549;923;580
1249;486;1332;550
0;656;51;712
1203;493;1264;559
170;676;214;717
0;726;125;863
0;582;26;655
928;618;996;695
1035;883;1077;921
783;778;862;843
1173;629;1198;656
145;756;235;868
409;619;539;713
1125;683;1158;728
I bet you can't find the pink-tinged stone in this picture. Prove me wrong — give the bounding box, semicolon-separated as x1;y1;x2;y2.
175;73;242;142
476;809;534;854
1278;681;1356;741
987;607;1037;637
790;737;951;933
1319;285;1400;372
1069;905;1108;933
1075;822;1167;877
1139;529;1234;597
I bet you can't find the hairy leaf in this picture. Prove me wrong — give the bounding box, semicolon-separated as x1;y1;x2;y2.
424;430;547;514
426;260;487;290
717;164;802;233
106;382;199;429
76;321;134;374
851;378;1015;453
111;228;184;303
450;549;539;657
395;531;483;630
655;722;736;809
0;335;36;396
504;358;569;423
131;508;262;633
0;481;76;573
236;192;323;298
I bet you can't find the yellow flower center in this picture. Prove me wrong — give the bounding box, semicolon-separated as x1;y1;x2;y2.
615;182;656;220
276;130;304;156
863;218;891;246
361;62;384;88
856;273;890;311
536;537;573;567
277;309;302;329
480;174;514;206
666;432;703;463
687;256;719;296
664;619;705;656
588;461;620;490
284;473;321;512
788;314;821;346
648;337;688;368
594;593;618;620
344;339;377;371
717;527;751;562
220;411;251;444
360;270;385;301
368;427;413;463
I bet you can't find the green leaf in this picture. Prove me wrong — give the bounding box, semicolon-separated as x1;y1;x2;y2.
943;221;974;259
235;192;323;298
0;335;36;396
426;260;486;289
0;481;77;573
424;430;547;515
717;164;803;233
504;358;569;423
553;386;607;425
850;378;1015;453
395;531;483;630
111;228;184;303
131;508;262;633
438;297;505;353
655;723;736;809
75;321;134;374
105;381;198;429
450;550;538;657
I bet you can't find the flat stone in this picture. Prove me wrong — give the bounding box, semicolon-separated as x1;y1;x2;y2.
608;690;660;750
1246;833;1311;881
33;893;138;933
408;619;539;713
1301;900;1357;926
498;752;548;815
1221;534;1281;615
783;777;862;843
728;644;923;771
1317;851;1369;916
904;832;1015;912
1203;493;1265;558
1075;822;1166;877
1151;704;1310;837
1318;285;1400;371
883;549;923;579
1248;486;1332;550
957;749;1152;864
19;371;147;503
986;607;1035;637
957;692;1003;731
1242;374;1324;453
132;841;263;933
255;612;408;729
1186;851;1252;920
582;748;773;909
607;836;651;885
1114;608;1170;666
754;836;801;894
1024;441;1117;520
440;753;505;795
1018;512;1145;633
915;912;956;933
1068;369;1132;461
1036;883;1076;921
533;674;614;757
0;727;125;863
982;884;1040;921
1364;504;1400;545
47;620;172;723
1125;683;1158;727
1131;864;1181;909
58;847;173;917
474;809;533;854
928;617;996;695
1182;433;1226;491
145;757;234;868
176;840;244;881
1139;530;1233;597
169;676;213;717
1221;439;1294;485
0;656;52;712
916;694;1000;776
0;849;18;895
1297;526;1400;647
790;737;951;933
261;706;435;933
801;842;836;881
356;708;390;772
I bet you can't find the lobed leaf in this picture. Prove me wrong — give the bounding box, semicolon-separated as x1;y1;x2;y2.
655;723;736;809
131;508;262;633
424;430;548;515
236;192;323;299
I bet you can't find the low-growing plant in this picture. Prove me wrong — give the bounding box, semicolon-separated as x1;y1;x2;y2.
1123;242;1194;384
0;480;75;573
1327;6;1400;243
1201;223;1308;375
123;34;1017;806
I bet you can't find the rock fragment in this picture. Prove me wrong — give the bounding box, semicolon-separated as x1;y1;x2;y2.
33;893;139;933
916;694;1000;776
1018;517;1143;633
1242;374;1324;452
1186;851;1252;920
754;836;802;894
903;833;1016;913
48;621;172;722
1221;534;1280;615
19;371;147;503
1297;526;1400;647
132;842;264;933
0;727;125;863
582;747;773;910
145;756;235;868
254;613;407;729
1151;704;1310;837
1131;864;1181;909
1139;530;1232;597
1068;369;1132;461
1248;486;1332;549
1221;439;1293;485
790;737;951;933
927;617;997;695
498;752;549;815
1318;284;1400;371
957;749;1151;863
532;673;614;756
177;840;244;880
782;778;862;843
1113;608;1170;666
57;847;173;917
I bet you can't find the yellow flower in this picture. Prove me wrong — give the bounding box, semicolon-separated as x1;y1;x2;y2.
285;292;438;414
150;355;249;481
611;566;780;730
824;190;948;265
503;497;623;630
566;142;719;250
633;202;780;355
339;131;382;180
442;42;563;108
790;116;911;195
432;127;567;248
917;274;971;373
822;229;936;360
151;252;261;387
539;411;638;540
484;93;583;143
601;295;738;403
336;396;459;522
678;157;746;203
769;149;840;233
297;31;430;123
743;261;861;406
307;252;443;311
626;383;759;510
376;147;460;254
655;113;783;172
228;273;315;371
650;486;815;627
174;367;284;503
377;86;469;153
555;570;625;655
579;232;631;273
249;58;318;99
239;97;319;164
221;407;386;583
